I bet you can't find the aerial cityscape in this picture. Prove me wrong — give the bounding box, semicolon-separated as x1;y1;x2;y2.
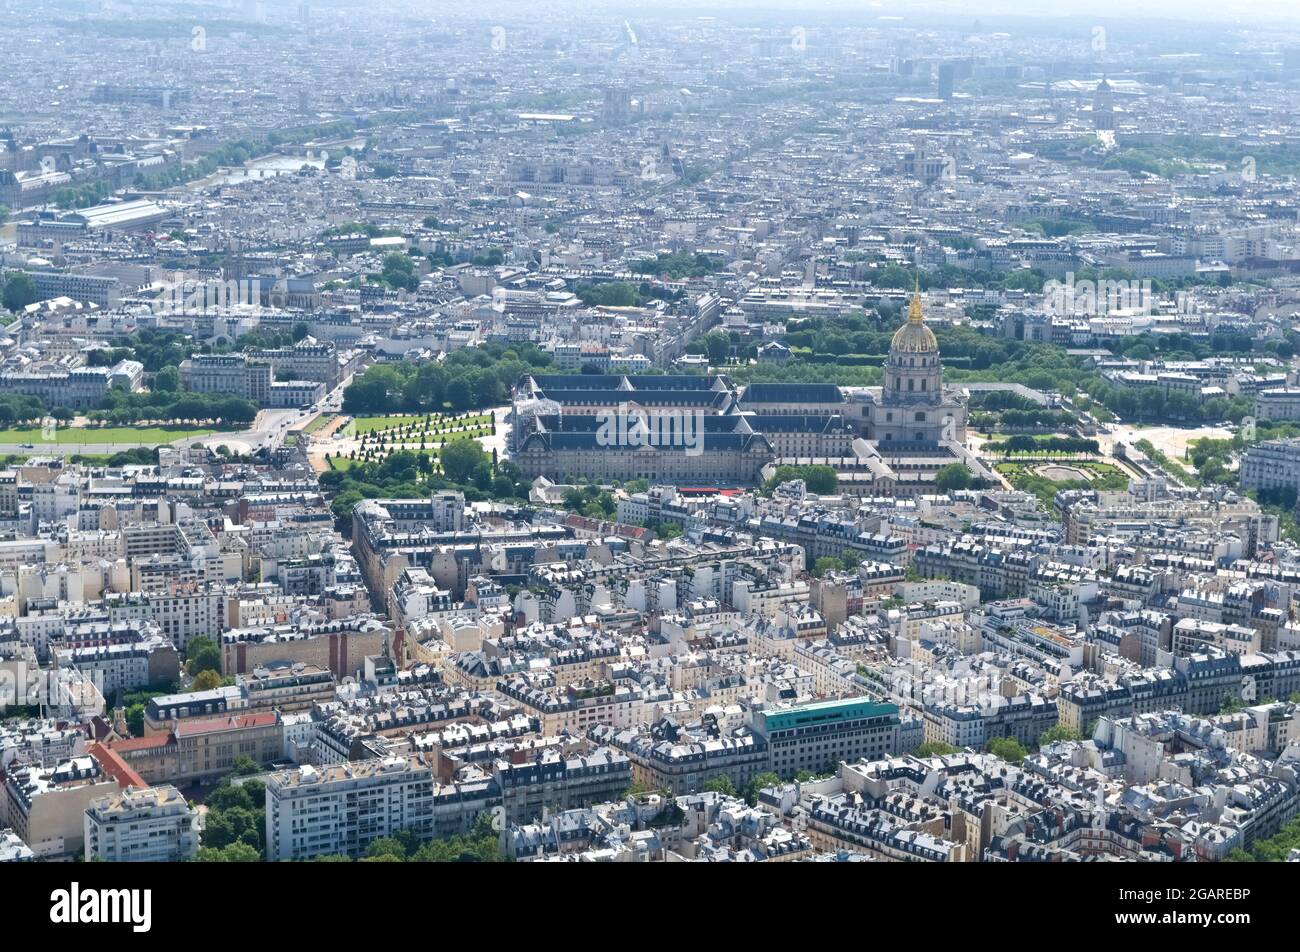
0;0;1298;884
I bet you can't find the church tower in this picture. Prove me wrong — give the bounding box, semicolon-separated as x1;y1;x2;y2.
869;282;965;446
884;286;943;405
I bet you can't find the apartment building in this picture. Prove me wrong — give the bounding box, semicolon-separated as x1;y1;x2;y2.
179;354;272;404
53;635;180;697
23;270;121;308
264;757;435;861
1;756;119;858
750;698;903;777
83;784;200;862
493;748;631;825
106;588;229;653
1241;439;1300;493
0;360;142;410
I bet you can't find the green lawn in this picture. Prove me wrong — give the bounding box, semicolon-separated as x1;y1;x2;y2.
350;414;420;435
350;412;492;436
303;413;334;434
0;424;231;445
363;428;491;446
995;460;1124;480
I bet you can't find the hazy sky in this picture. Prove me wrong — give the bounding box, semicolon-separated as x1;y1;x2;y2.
587;0;1300;27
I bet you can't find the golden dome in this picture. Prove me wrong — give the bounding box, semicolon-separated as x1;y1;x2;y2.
890;290;938;354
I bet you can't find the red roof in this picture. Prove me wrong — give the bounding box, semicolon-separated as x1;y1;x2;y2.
175;712;278;737
89;743;148;789
107;734;173;752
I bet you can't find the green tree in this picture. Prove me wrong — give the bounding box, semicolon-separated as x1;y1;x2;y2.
701;775;737;797
445;377;473;412
205;784;254;813
986;737;1030;762
764;464;838;495
2;273;37;313
186;637;222;677
812;556;842;577
196;841;261;862
742;772;782;805
124;703;147;736
703;332;731;366
200;805;263;853
153;365;181;392
934;462;973;493
364;836;411;860
439;439;488;483
1219;693;1245;715
1037;725;1083;747
231;755;261;776
913;741;959;757
575;281;639;307
191;669;223;692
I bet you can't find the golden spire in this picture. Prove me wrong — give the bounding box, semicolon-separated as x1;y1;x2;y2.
908;273;924;324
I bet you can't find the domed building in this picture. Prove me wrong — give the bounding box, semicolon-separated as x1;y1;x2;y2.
1093;76;1115;132
858;288;967;446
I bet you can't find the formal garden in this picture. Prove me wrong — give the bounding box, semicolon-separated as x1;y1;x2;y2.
345;411;493;441
325;411;495;477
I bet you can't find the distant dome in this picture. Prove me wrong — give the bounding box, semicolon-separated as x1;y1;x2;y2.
890;291;938;354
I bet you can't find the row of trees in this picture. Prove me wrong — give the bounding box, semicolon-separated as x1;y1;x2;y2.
93;390;258;425
333;817;503;863
972;408;1076;431
987;436;1100;456
342;342;553;415
781;318;1017;372
1085;381;1254;425
0;393;55;425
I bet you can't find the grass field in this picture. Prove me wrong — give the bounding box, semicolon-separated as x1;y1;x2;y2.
303;413;334;434
350;412;493;437
995;460;1125;479
362;428;491;447
350;415;421;435
0;424;231;445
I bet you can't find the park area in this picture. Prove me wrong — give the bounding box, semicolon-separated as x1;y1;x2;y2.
346;412;493;440
993;458;1133;508
0;422;233;446
995;459;1130;484
321;411;496;475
